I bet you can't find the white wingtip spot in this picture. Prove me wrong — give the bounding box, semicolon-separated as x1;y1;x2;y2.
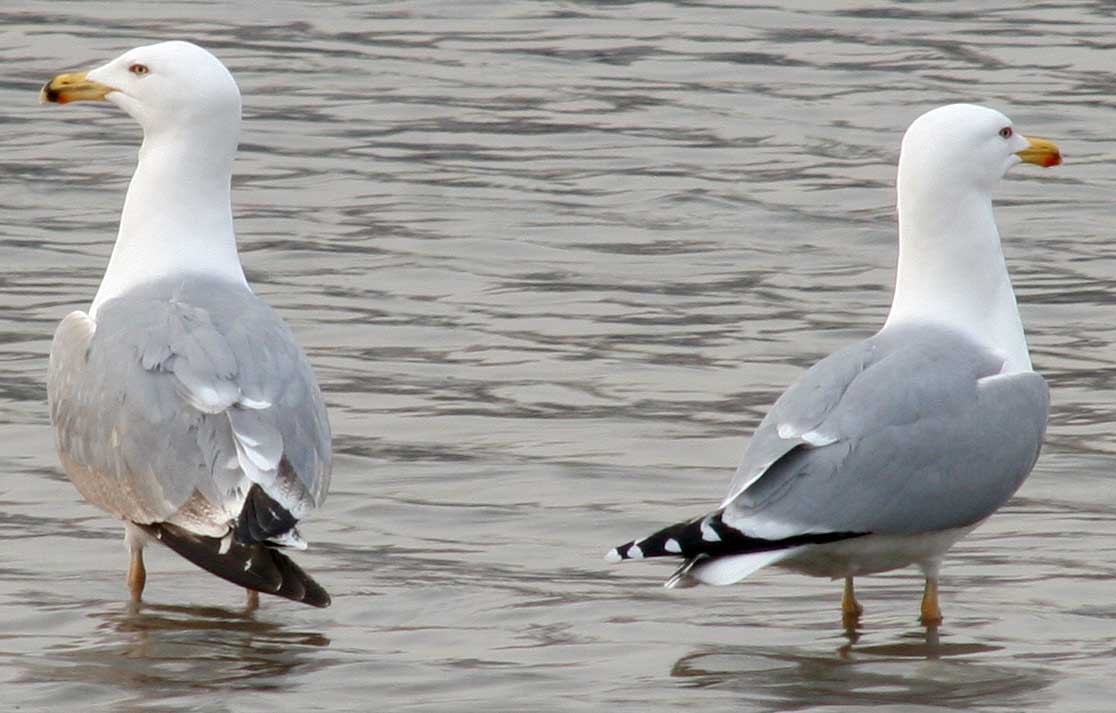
627;545;644;560
700;517;721;542
665;538;682;554
777;423;798;440
605;548;623;563
267;528;308;551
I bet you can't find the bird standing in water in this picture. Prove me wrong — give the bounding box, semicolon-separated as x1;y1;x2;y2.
43;41;332;608
607;104;1060;626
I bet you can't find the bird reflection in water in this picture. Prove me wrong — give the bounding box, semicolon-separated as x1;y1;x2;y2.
31;601;330;705
669;626;1052;711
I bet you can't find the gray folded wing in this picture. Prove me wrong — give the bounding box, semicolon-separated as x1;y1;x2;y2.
48;276;331;535
721;322;1048;537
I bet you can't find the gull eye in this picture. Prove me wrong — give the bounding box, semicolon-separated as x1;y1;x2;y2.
999;126;1013;139
129;63;150;76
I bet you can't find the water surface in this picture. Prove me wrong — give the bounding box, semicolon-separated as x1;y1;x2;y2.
3;2;1116;711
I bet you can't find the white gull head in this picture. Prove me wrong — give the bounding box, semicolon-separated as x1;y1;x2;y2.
88;40;242;150
44;41;250;316
884;103;1060;374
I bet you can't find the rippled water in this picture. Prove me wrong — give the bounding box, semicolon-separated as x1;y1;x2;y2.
3;1;1116;711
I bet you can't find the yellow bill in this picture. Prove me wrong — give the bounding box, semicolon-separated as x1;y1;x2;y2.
1016;136;1062;168
40;70;113;104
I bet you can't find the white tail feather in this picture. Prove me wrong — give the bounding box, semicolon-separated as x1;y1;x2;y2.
670;547;804;588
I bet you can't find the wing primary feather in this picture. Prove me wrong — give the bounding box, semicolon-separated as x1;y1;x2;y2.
607;509;864;563
137;521;330;608
234;483;299;547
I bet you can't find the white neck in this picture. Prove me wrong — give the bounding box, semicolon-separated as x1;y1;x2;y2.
91;129;248;316
884;181;1032;373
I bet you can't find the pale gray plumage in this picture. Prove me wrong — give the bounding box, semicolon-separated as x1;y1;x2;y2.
606;103;1061;624
48;276;330;536
722;322;1047;537
42;40;332;606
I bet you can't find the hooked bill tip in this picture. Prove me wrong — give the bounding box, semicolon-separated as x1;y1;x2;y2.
39;82;60;104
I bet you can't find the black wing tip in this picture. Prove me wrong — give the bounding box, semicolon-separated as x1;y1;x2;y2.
608;512;721;562
235;483;300;546
139;522;331;608
608;510;868;563
606;537;666;562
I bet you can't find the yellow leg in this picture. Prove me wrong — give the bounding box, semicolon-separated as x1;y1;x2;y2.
245;588;260;612
127;546;146;602
920;576;942;625
841;576;863;626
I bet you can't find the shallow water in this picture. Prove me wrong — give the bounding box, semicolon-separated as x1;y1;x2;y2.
3;1;1116;711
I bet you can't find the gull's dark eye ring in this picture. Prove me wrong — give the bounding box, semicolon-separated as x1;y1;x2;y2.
999;126;1013;139
129;63;149;76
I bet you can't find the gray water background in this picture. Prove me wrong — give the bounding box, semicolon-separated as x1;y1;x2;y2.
2;1;1116;711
